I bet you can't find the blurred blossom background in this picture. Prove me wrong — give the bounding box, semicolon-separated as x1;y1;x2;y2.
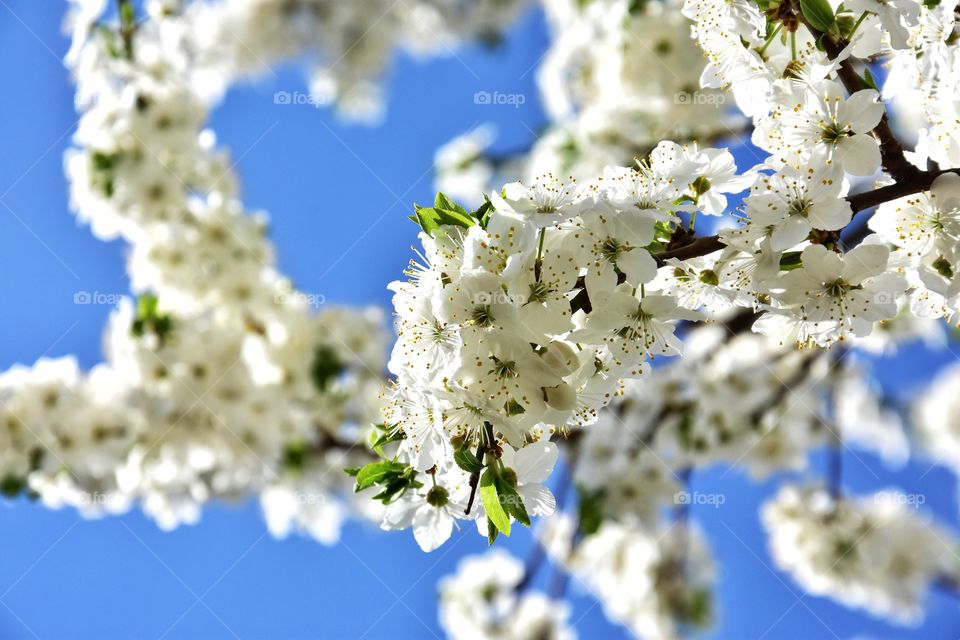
0;1;957;638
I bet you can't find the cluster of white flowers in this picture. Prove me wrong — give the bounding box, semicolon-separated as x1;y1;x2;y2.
538;516;713;640
166;0;527;121
913;361;960;476
438;551;575;640
383;143;757;549
377;1;960;631
870;173;960;322
0;1;391;539
24;0;960;636
573;323;838;516
434;0;743;199
762;485;957;623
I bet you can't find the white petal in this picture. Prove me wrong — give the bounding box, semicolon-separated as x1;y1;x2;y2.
842;90;883;132
512;441;559;484
842;244;889;283
770;216;811;251
381;497;418;531
413;506;453;552
618;248;657;285
836;134;881;177
519;484;556;517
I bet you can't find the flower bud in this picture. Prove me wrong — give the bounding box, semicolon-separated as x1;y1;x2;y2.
539;341;580;377
544;382;577;411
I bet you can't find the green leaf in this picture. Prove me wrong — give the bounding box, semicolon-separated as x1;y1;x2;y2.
411;203;477;237
933;256;954;279
471;195;495;228
862;67;879;91
480;470;511;537
800;0;836;32
495;474;530;526
281;441;307;472
779;251;803;271
0;474;24;498
369;423;404;458
504;399;526;417
434;192;469;216
354;460;406;491
372;477;417;504
131;294;173;341
454;447;484;474
487;518;499;545
577;486;605;536
311;345;345;392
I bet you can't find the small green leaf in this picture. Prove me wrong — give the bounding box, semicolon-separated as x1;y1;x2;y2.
434;192;469;216
800;0;836;32
471;195;495;228
933;256;954;279
495;474;530;526
486;517;499;545
454;447;484;474
504;399;526;417
862;67;879;91
0;475;24;498
577;486;605;536
480;470;511;537
411;203;477;237
354;460;406;491
131;294;173;341
311;345;345;392
779;251;803;271
369;423;404;458
282;441;307;472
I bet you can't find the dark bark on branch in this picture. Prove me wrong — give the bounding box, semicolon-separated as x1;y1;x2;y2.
652;166;960;264
655;235;726;265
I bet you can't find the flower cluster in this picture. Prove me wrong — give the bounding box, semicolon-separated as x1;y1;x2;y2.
438;551;575;640
434;0;743;199
913;361;960;476
870;173;960;322
0;1;389;538
541;517;714;640
380;143;754;548
169;0;527;120
763;485;957;623
28;0;960;635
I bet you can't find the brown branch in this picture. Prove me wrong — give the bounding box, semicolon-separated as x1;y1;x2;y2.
650;166;960;264
847;168;960;210
654;235;725;265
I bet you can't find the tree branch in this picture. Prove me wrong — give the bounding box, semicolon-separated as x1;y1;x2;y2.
652;166;960;264
655;235;725;265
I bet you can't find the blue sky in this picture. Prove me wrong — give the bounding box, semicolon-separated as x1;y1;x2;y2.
0;2;957;638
